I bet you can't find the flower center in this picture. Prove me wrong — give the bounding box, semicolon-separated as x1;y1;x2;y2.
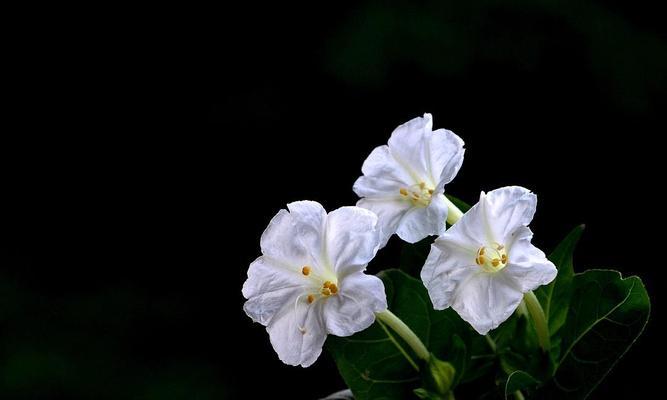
301;265;338;304
297;266;339;335
475;243;509;273
399;182;434;208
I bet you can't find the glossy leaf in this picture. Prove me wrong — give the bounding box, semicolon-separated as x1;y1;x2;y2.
547;270;650;399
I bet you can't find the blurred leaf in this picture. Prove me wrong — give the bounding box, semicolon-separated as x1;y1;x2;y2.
327;270;470;400
447;335;467;387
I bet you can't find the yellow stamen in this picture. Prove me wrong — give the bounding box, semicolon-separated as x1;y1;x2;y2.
323;281;332;289
476;243;509;272
321;288;331;296
329;283;338;294
302;266;311;276
307;294;315;304
399;188;408;196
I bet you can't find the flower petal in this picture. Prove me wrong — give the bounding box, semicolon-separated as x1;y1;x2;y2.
421;242;477;310
503;227;557;292
325;206;381;275
355;145;413;191
484;186;537;243
395;193;448;243
429;128;465;191
260;201;327;271
434;191;490;246
242;256;307;325
451;272;524;334
353;175;404;198
323;273;387;337
267;300;327;367
356;197;411;247
387;113;432;181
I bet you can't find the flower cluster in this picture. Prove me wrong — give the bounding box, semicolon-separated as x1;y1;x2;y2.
242;113;556;366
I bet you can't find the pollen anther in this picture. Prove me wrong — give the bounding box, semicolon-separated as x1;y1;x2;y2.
475;243;509;272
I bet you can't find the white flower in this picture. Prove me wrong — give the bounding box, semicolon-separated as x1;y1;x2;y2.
242;201;388;367
420;186;557;335
353;113;465;247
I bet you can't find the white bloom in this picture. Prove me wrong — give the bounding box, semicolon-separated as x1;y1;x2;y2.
242;201;387;367
353;113;465;246
420;186;557;335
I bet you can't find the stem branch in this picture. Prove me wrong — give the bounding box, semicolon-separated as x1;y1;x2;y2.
376;319;420;371
443;195;464;225
523;290;550;352
375;309;430;361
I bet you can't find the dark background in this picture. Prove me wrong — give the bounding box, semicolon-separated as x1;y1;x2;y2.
3;1;665;398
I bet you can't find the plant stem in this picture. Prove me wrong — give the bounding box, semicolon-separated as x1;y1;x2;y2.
376;309;430;361
376;319;420;371
516;299;529;317
523;290;550;352
514;390;525;400
443;195;464;225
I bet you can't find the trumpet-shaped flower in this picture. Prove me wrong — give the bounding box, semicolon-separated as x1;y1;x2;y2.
242;201;387;367
420;186;557;334
353;113;465;246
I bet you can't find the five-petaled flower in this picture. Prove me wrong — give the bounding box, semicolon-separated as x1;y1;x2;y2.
420;186;557;335
242;201;388;367
353;113;465;247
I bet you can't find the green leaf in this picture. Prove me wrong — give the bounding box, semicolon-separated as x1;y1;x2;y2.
504;370;539;399
447;336;467;387
327;270;470;400
495;314;551;382
458;340;494;385
534;225;584;340
547;269;650;399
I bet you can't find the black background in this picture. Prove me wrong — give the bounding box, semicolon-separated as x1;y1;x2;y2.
2;1;665;399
